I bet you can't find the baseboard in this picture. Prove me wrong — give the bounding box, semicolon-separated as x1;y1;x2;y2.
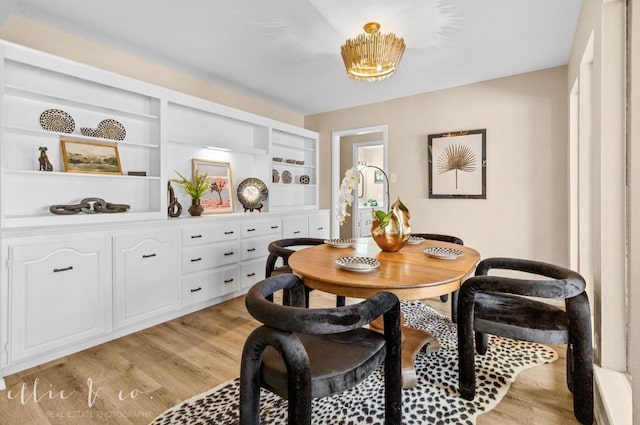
594;366;631;425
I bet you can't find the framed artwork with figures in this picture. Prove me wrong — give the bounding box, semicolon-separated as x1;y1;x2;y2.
192;158;234;213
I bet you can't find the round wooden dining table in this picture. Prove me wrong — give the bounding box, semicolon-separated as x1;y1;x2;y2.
288;237;480;387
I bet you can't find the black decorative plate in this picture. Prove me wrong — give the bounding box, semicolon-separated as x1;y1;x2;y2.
336;256;380;272
40;109;75;133
97;119;126;140
423;246;463;260
237;177;268;212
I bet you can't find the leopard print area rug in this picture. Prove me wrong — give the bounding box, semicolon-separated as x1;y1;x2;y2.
151;301;557;425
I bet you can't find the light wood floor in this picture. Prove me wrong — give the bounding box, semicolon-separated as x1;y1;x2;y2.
0;291;579;425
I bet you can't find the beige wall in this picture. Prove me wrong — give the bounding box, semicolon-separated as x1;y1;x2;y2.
307;66;568;263
0;15;304;127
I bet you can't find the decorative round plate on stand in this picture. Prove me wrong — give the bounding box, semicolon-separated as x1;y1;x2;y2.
40;109;75;133
97;119;126;140
237;177;269;212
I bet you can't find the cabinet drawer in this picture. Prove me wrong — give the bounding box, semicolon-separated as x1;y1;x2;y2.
282;216;308;238
240;259;264;290
181;267;239;308
181;222;240;246
240;235;274;261
308;212;330;239
241;219;282;238
181;241;240;273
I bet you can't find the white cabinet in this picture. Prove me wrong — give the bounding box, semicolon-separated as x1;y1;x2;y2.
8;236;111;362
356;208;374;238
113;229;180;329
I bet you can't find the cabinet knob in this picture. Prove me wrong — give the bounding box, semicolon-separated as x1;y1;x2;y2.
247;248;256;252
53;266;73;273
247;228;256;232
190;234;203;239
224;252;234;256
142;253;157;259
190;257;202;262
224;231;234;235
224;278;234;283
293;231;301;234
247;272;256;277
190;287;202;293
270;226;279;229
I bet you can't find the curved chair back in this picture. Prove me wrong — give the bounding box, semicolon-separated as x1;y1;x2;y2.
411;233;464;320
240;273;402;425
265;238;345;307
457;257;593;424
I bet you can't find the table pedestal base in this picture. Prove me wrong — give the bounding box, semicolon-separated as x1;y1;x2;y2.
370;316;440;388
400;327;439;387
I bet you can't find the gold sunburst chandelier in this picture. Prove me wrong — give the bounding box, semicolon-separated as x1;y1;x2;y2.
341;22;406;82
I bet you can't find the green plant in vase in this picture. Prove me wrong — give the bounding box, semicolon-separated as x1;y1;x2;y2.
337;166;410;251
172;170;210;216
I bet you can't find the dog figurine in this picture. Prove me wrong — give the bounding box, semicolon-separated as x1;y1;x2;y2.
38;146;53;171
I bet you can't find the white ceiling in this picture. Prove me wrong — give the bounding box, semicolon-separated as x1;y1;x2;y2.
6;0;583;115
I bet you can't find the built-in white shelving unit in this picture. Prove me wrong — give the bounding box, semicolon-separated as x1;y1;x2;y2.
0;40;327;388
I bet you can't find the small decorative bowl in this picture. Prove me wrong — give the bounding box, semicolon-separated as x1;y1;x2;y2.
295;160;305;165
80;127;100;137
273;157;283;162
285;159;296;164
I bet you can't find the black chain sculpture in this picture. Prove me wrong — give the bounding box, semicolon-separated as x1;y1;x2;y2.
49;198;130;215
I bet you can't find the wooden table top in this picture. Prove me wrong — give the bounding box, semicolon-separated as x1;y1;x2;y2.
288;237;480;300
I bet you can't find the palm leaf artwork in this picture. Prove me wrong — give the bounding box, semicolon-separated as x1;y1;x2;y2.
436;143;477;189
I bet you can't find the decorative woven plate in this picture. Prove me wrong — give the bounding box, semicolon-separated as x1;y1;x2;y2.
97;119;126;140
407;236;425;245
39;109;75;133
423;246;464;260
336;256;380;272
281;170;292;184
237;178;268;211
272;169;280;183
324;238;356;248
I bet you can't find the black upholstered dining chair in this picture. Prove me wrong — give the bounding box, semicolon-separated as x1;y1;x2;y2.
240;273;402;425
457;257;593;424
265;237;345;307
411;233;464;321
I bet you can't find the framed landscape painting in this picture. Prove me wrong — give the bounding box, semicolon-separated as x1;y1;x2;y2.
427;129;486;199
60;139;122;175
192;158;234;214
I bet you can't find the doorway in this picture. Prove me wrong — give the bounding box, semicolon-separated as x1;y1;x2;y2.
331;125;388;239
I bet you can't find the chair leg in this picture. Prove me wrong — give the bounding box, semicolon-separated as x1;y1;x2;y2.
239;331;265;425
568;293;594;424
439;293;449;302
475;332;488;355
450;290;459;323
336;295;346;307
457;302;476;400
